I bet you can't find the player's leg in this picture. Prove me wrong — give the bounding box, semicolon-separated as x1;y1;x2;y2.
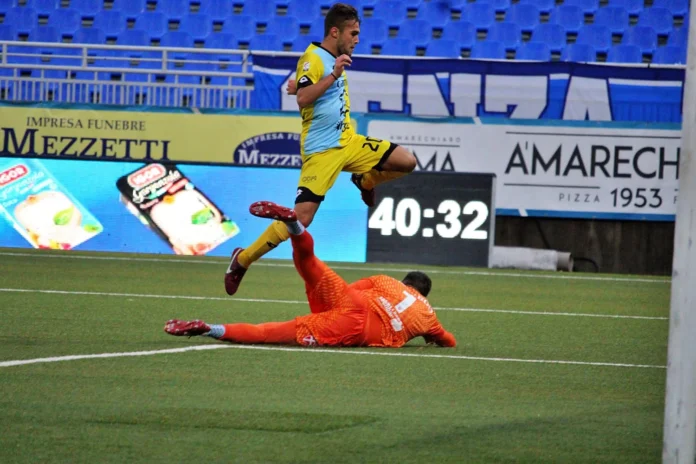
344;136;416;207
164;319;298;344
223;151;342;296
249;201;349;314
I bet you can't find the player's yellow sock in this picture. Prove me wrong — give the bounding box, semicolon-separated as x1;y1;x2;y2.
359;170;409;190
237;220;290;268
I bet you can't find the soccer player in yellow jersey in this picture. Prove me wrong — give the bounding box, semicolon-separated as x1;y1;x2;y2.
224;3;418;296
168;201;456;349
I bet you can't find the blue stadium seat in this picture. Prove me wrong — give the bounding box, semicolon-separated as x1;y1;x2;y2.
402;0;424;9
380;37;415;56
161;30;194;48
286;0;321;25
594;6;629;35
653;45;686;64
268;16;300;44
359;18;389;48
110;0;146;19
624;25;658;54
249;34;283;51
425;39;460;57
464;3;495;30
506;4;540;32
639;7;675;36
487;22;521;50
179;13;212;42
560;43;596;61
222;16;255;43
353;39;372;55
309;14;325;37
160;0;192;22
25;0;60;16
244;2;277;24
607;44;643;62
607;0;644;16
354;0;380;12
116;29;149;46
292;34;322;52
0;24;17;41
564;0;600;15
6;7;38;35
70;0;102;18
74;27;106;44
416;1;452;29
201;0;234;23
206;32;238;51
477;0;511;13
398;19;432;48
93;10;127;38
29;25;59;42
530;23;566;52
515;42;551;60
470;41;506;59
520;0;554;14
576;24;612;53
442;21;477;49
48;9;81;36
161;31;194;60
550;5;584;34
652;0;689;17
134;12;168;40
621;26;657;55
373;1;408;27
668;26;688;47
445;0;467;10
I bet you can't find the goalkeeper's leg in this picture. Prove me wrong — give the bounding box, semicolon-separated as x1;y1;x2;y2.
249;201;349;314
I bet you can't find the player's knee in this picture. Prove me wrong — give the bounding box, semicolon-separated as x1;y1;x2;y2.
403;152;417;173
387;147;417;173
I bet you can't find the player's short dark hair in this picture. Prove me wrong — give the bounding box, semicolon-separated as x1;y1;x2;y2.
324;3;360;37
402;271;432;297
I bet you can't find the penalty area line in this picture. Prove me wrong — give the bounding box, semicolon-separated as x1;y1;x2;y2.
0;288;668;320
0;343;665;369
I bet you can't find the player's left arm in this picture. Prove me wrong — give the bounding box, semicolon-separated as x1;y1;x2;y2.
424;325;457;348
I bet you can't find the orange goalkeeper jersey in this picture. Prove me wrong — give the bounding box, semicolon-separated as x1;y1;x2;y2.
349;275;456;348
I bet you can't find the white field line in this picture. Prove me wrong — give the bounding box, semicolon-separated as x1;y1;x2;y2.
0;343;666;369
0;251;671;284
0;288;668;321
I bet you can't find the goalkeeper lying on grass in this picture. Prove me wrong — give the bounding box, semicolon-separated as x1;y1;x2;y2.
165;201;456;349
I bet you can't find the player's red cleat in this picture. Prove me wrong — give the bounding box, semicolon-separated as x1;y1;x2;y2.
164;319;211;336
351;174;376;207
249;201;297;222
224;247;247;296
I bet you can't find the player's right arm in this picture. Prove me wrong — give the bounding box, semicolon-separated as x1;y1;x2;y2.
296;54;352;109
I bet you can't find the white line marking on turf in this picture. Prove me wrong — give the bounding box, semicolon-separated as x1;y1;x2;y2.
0;345;229;367
0;252;670;284
0;288;668;321
0;344;665;369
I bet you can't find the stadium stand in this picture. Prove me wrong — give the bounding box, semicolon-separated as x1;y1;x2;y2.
0;0;689;101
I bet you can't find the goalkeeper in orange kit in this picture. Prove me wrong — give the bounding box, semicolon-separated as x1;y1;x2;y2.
165;201;456;349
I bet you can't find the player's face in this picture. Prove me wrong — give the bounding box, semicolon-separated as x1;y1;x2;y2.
337;20;360;56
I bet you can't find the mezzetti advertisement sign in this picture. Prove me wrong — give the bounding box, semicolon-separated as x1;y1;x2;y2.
367;118;681;221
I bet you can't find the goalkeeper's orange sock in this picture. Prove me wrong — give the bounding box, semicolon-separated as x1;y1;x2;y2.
207;321;297;345
359;169;409;190
237;220;290;268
